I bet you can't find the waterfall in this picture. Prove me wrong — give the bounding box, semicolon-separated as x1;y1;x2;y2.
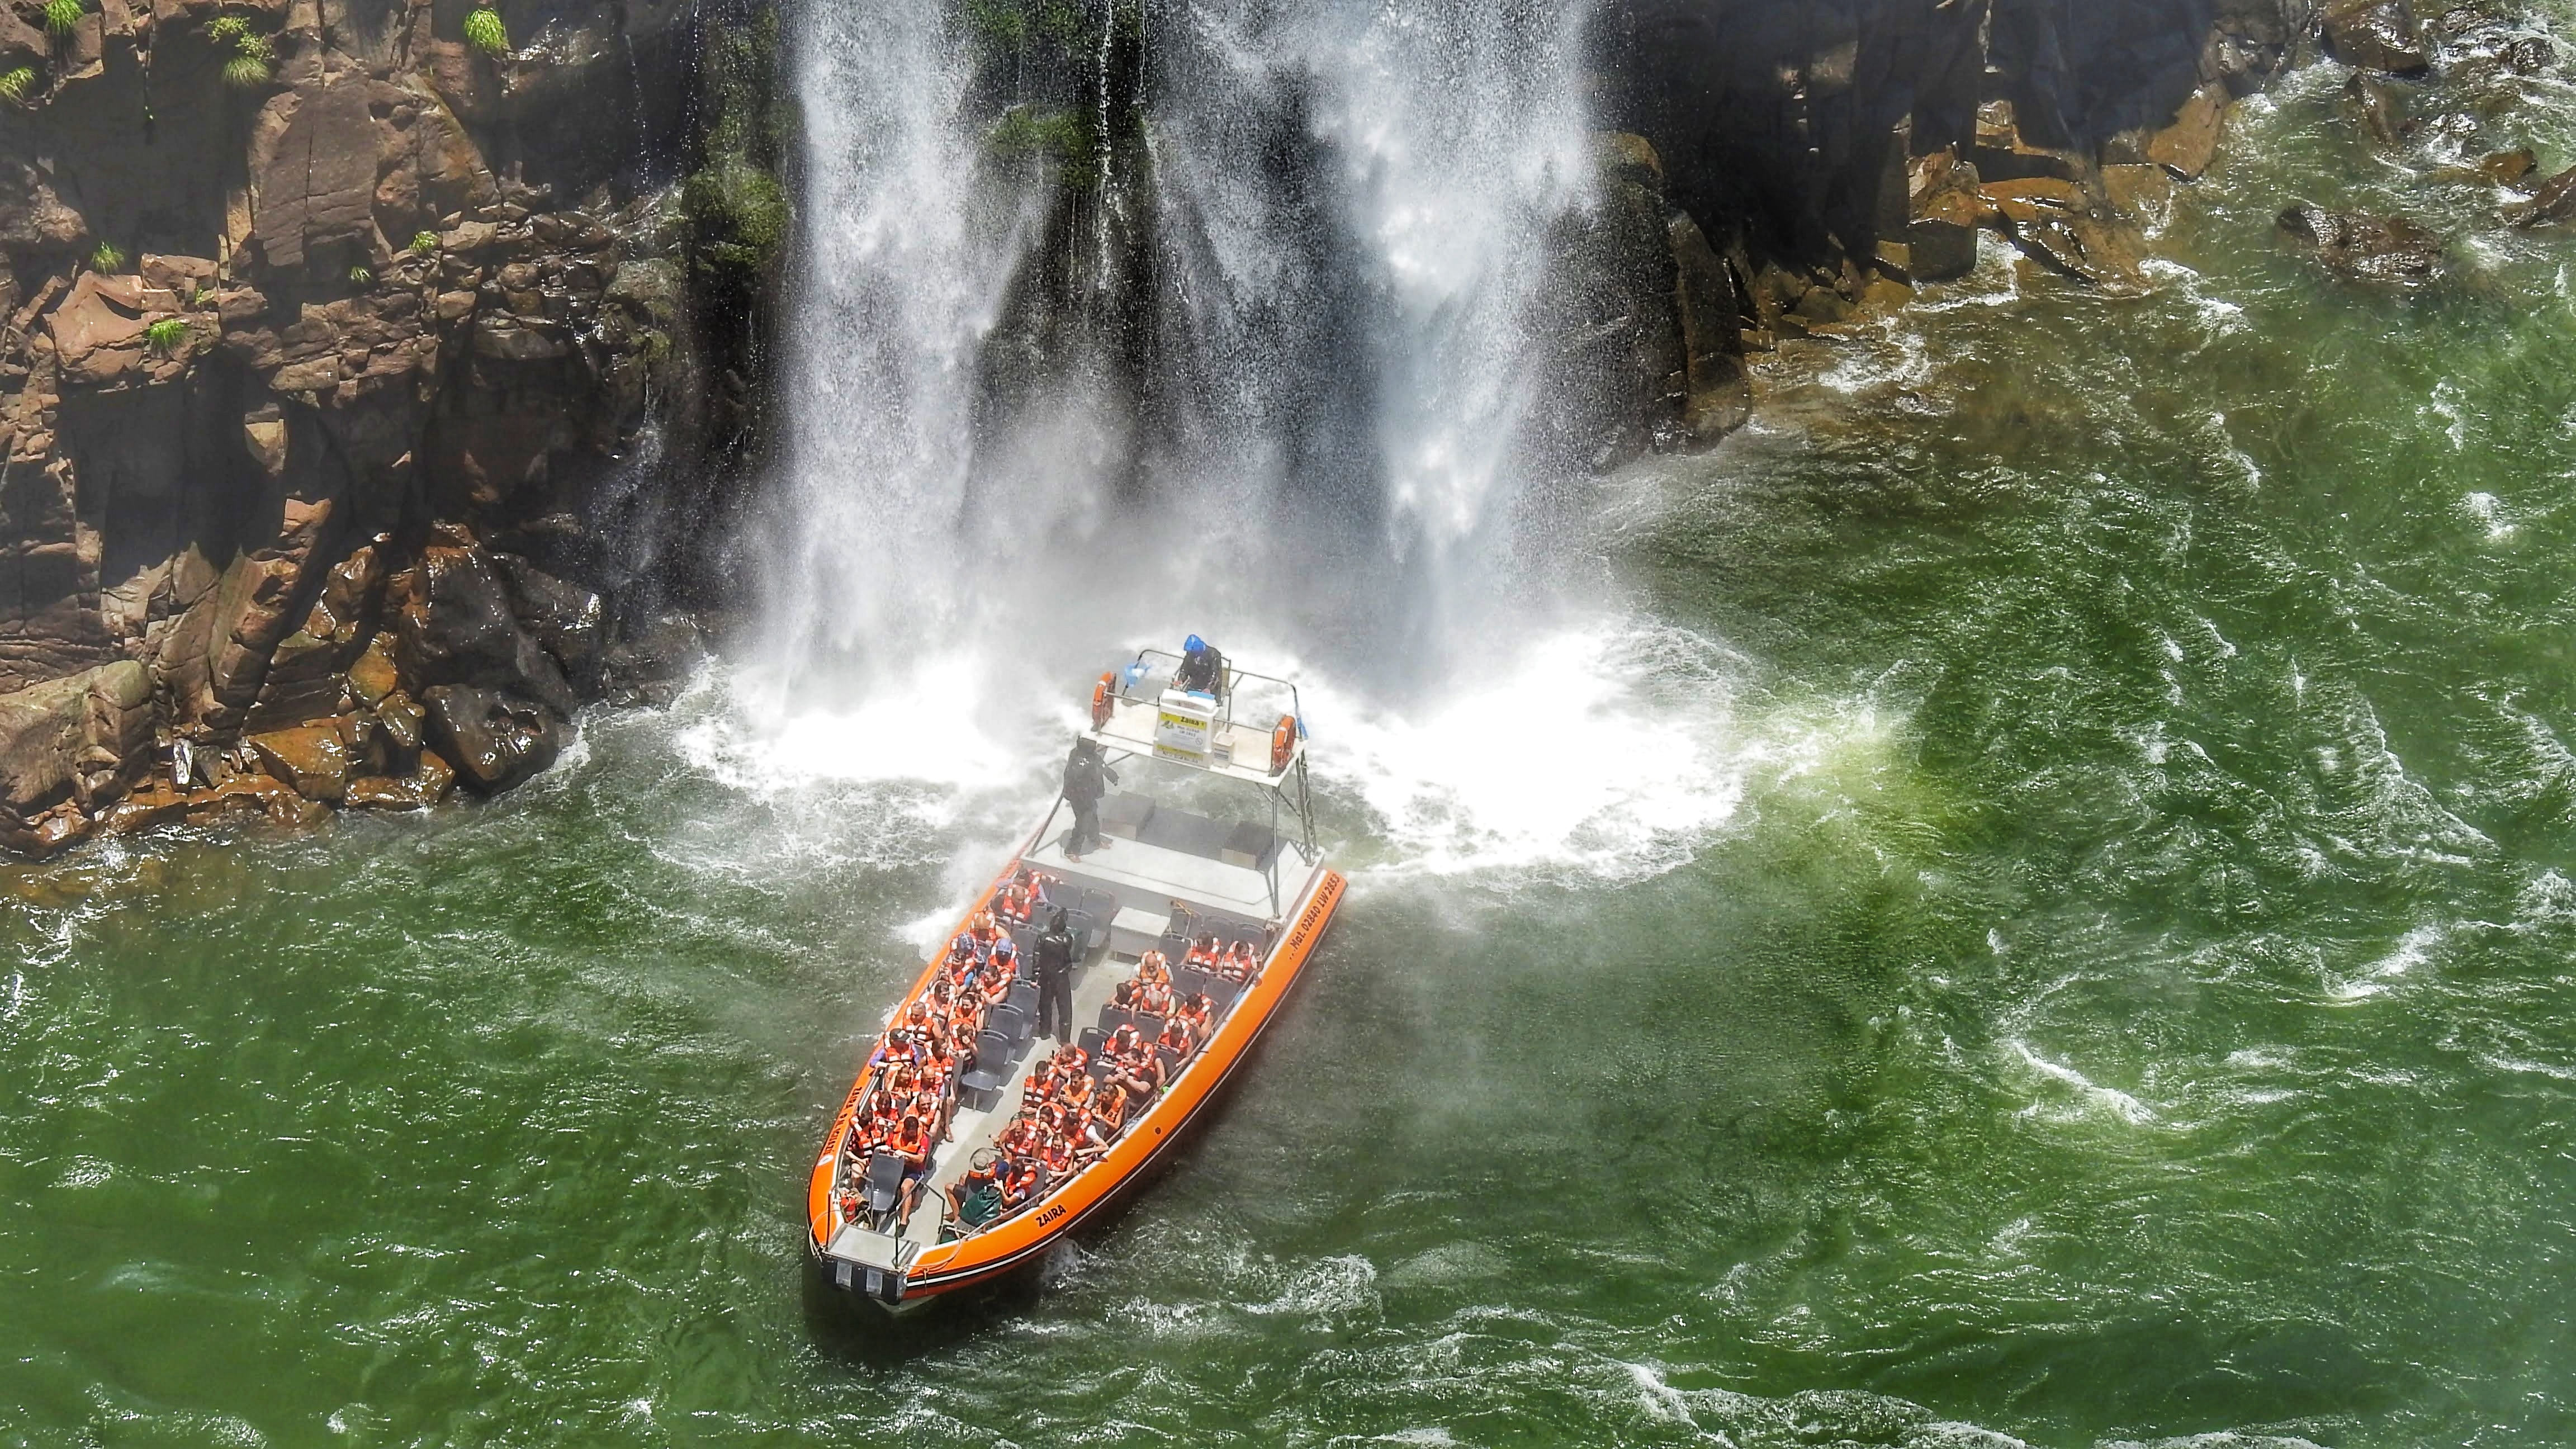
744;0;1749;880
768;0;1599;694
1144;0;1598;667
762;0;1040;703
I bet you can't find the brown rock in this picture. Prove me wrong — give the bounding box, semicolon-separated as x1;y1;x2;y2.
375;689;428;754
2480;149;2539;184
2101;164;2176;228
2147;84;2228;179
1981;176;2089;225
100;785;191;836
395;546;576;717
2277;205;2444;280
2506;166;2576;227
345;751;456;811
45;272;151;384
2322;0;2431;75
349;633;402;708
248;721;358;804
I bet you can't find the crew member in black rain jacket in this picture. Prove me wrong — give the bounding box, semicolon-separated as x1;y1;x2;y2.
1061;737;1117;860
1034;907;1078;1043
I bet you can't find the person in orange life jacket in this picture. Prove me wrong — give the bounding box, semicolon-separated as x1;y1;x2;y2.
1110;978;1139;1012
1091;1079;1130;1133
884;1111;934;1222
1061;738;1118;860
1185;934;1220;970
1104;1022;1161;1097
1071;1083;1123;1160
997;1154;1042;1210
1033;906;1078;1041
1035;1123;1077;1180
1223;939;1262;982
945;1147;1005;1225
1133;973;1174;1018
1156;1012;1197;1058
1057;1066;1095;1114
1173;992;1214;1043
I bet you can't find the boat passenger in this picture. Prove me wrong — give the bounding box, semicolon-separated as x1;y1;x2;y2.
946;1148;1006;1229
1156;1014;1197;1059
1104;1022;1163;1097
1035;1124;1077;1180
997;1154;1042;1211
1133;974;1173;1018
1111;979;1139;1011
1175;992;1215;1042
1185;934;1220;971
1218;940;1260;983
885;1112;934;1224
1058;1066;1095;1113
878;1026;924;1069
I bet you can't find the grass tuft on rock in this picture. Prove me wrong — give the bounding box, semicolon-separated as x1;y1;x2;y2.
143;318;188;353
44;0;86;38
348;265;373;286
89;240;126;273
0;65;36;103
410;230;439;255
220;31;273;87
463;7;508;55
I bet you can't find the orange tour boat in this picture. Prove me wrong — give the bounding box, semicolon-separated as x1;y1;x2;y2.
807;647;1346;1309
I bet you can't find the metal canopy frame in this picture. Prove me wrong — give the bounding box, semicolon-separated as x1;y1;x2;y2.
1044;650;1320;916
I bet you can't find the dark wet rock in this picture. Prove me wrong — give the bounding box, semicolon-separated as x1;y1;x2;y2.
2345;73;2416;145
2276;205;2444;280
491;555;605;689
422;685;564;794
2322;0;2432;75
2505;165;2576;226
347;752;457;811
1906;150;1991;283
600;615;707;708
396;548;577;720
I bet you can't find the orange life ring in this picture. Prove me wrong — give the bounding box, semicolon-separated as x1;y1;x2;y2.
1091;671;1116;727
1270;714;1296;774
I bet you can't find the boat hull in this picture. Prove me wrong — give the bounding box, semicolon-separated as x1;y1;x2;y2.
807;859;1347;1310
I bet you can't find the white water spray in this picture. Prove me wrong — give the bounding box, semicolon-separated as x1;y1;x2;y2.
749;0;1761;882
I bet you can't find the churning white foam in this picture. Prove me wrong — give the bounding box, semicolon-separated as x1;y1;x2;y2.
662;613;1777;889
1299;621;1758;880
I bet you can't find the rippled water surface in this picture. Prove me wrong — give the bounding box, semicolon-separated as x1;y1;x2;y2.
11;41;2576;1449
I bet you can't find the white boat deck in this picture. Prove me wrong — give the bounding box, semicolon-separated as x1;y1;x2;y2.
1025;828;1284;921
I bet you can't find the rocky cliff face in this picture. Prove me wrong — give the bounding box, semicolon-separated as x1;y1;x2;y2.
0;0;772;851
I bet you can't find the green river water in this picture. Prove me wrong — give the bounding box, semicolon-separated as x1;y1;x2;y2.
8;42;2576;1449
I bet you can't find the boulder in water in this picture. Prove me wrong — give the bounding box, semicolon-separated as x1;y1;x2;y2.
422;685;563;794
600;615;707;708
2505;165;2576;226
395;547;577;719
2276;205;2443;280
2322;0;2432;75
347;752;457;811
2145;84;2228;179
2344;73;2416;145
247;722;359;805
